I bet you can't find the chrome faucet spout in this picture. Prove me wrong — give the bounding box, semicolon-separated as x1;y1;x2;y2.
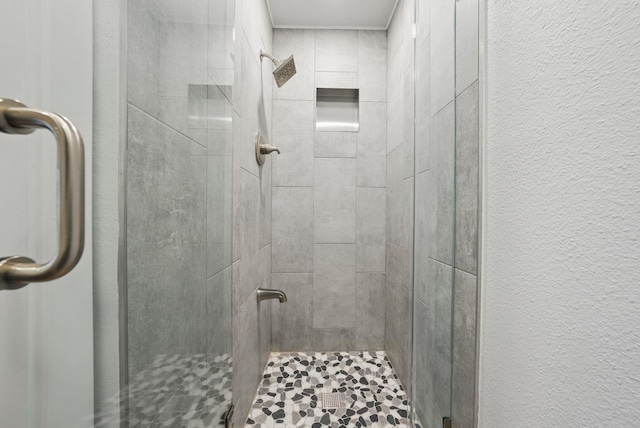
257;288;288;303
260;143;280;155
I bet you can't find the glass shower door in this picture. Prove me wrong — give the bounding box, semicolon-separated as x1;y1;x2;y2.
124;0;235;425
412;0;457;426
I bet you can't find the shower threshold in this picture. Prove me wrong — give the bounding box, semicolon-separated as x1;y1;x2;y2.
245;351;411;427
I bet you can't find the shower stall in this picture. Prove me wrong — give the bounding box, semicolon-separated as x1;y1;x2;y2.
118;0;479;426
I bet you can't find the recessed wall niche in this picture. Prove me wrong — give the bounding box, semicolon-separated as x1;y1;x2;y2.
315;88;359;132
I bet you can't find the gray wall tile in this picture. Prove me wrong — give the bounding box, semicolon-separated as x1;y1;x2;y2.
315;71;358;89
416;0;431;47
416;36;431;174
358;31;387;102
356;273;386;349
310;329;355;351
271;28;387;354
314;158;357;243
233;169;261;306
273;29;315;100
207;155;233;277
313;244;356;329
127;106;207;376
271;273;314;350
452;269;477;428
272;187;314;273
455;82;479;275
231;284;260;427
208;267;232;355
358;102;387;156
456;0;479;95
315;30;358;72
429;102;456;265
272;100;314;186
357;154;386;188
357;188;386;272
314;132;357;158
386;146;404;246
430;0;455;114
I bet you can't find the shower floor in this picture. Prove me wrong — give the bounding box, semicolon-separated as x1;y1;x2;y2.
245;351;411;427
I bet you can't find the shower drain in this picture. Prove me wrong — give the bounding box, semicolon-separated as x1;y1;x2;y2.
321;393;346;409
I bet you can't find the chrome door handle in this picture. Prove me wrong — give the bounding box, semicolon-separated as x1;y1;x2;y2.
0;99;85;290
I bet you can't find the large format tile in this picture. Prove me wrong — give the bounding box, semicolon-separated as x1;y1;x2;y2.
240;0;272;64
207;267;232;355
355;273;386;349
357;188;386;272
428;102;455;265
315;71;358;89
272;187;314;273
272;100;314;186
456;0;479;95
207;155;232;277
416;0;431;47
314;158;357;243
233;169;261;306
357;154;386;188
315;30;358;72
127;106;207;376
416;35;431;174
414;293;452;425
128;0;160;116
430;0;455;114
232;284;260;427
386;146;405;246
309;329;356;351
314;132;357;158
313;244;356;329
452;269;478;428
455;82;479;275
358;30;387;102
237;32;263;177
271;273;314;350
358;101;387;156
386;57;404;154
403;65;415;180
273;29;315;100
259;160;272;249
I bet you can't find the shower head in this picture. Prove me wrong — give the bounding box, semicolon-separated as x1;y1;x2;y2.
259;50;297;88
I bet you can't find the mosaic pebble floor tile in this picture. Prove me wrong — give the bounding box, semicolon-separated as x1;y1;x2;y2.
92;353;232;427
245;351;411;427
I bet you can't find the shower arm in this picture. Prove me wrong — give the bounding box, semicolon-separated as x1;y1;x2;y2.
259;49;279;66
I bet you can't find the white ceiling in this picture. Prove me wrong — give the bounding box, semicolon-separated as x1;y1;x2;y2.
266;0;399;30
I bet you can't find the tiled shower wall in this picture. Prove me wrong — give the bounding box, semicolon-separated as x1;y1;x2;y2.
127;0;275;426
127;0;231;379
230;0;274;425
385;0;415;392
385;0;481;428
270;29;388;352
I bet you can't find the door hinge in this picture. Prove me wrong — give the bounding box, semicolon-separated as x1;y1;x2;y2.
443;417;452;428
224;403;235;428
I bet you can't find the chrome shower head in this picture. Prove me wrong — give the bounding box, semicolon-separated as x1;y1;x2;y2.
260;50;297;88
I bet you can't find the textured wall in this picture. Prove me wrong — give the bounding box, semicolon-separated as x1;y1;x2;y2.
270;29;388;352
480;1;640;426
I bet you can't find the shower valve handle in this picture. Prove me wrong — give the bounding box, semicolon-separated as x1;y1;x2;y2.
255;133;280;166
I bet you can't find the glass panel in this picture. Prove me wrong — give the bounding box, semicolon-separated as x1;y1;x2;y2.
411;0;457;425
124;0;234;425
